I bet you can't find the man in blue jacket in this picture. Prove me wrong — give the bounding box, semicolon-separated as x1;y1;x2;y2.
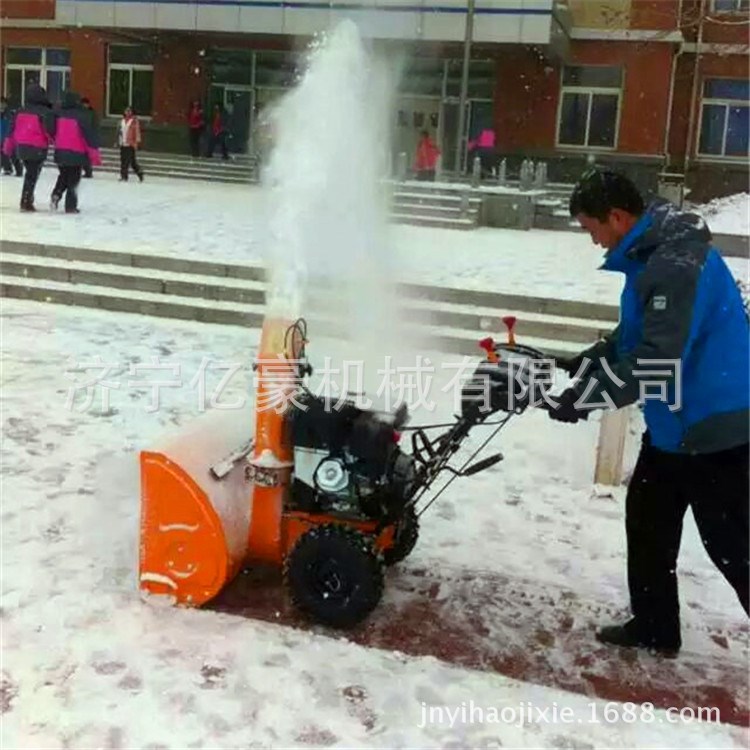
550;169;749;656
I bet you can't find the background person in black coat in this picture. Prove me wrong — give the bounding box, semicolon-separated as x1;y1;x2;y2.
50;91;100;213
80;97;98;178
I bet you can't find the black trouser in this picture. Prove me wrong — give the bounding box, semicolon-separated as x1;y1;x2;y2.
52;165;82;212
1;151;22;175
207;132;229;160
626;436;749;645
83;163;93;178
20;159;43;208
189;128;203;158
416;170;436;181
120;146;142;180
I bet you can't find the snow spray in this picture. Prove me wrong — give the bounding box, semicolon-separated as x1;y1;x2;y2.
259;21;411;399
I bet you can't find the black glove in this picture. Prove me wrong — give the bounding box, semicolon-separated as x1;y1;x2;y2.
547;388;588;424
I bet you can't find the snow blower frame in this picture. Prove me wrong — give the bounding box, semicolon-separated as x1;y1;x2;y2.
139;315;549;628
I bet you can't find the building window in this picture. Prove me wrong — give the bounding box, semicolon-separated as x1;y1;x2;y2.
557;65;622;149
107;45;154;118
4;47;71;107
698;79;749;159
712;0;750;12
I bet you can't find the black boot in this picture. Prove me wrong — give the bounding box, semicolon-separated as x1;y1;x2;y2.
596;618;681;658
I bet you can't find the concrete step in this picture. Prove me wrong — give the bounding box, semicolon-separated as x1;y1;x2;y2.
0;253;267;305
95;147;257;170
44;155;254;171
93;161;256;178
392;190;483;205
0;275;267;327
534;214;583;232
0;241;619;321
391;213;478;230
0;274;588;358
77;165;254;185
308;294;612;346
392;202;480;220
4;252;609;346
0;241;267;281
40;147;258;184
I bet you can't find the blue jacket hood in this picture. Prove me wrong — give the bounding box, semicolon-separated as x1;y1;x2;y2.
602;199;712;274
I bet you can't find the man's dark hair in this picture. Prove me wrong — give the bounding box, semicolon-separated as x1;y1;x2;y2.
569;168;645;221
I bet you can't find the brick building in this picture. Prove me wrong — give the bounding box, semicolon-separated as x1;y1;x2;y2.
1;0;748;198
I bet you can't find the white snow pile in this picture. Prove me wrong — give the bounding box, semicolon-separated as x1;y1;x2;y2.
690;192;749;236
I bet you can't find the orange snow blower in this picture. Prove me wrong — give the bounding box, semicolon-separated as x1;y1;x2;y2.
140;315;546;627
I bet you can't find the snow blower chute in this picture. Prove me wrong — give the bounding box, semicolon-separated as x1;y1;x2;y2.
139;315;549;626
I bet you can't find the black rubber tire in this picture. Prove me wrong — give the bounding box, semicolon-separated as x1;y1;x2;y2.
383;506;420;566
284;524;384;628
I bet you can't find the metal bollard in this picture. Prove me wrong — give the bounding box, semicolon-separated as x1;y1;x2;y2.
471;155;482;188
498;158;507;186
520;159;534;191
534;160;547;189
396;151;407;181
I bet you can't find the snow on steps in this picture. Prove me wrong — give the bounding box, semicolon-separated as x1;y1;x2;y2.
43;147;258;185
390;184;482;230
0;242;616;357
390;213;477;230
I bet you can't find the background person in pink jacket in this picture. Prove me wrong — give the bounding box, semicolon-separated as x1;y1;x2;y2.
50;91;101;214
467;127;496;179
2;83;55;211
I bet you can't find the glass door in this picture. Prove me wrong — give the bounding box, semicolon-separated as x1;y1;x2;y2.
46;69;70;107
209;84;253;154
224;87;252;154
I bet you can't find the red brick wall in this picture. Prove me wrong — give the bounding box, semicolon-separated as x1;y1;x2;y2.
70;32;107;115
668;52;750;165
570;41;673;154
630;0;679;30
494;48;558;151
1;0;55;20
1;28;108;114
152;38;208;126
495;40;674;156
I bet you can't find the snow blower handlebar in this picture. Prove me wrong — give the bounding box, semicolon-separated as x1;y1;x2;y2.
403;335;572;518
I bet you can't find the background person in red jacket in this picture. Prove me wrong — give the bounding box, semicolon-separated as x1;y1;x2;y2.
206;103;229;160
50;91;101;213
187;100;205;158
2;83;55;211
414;130;440;181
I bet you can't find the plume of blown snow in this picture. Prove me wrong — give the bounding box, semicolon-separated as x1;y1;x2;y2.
258;21;412;398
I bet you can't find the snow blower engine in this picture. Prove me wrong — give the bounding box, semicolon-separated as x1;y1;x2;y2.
139;315;547;628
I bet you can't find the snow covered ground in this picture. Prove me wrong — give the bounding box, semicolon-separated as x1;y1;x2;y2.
1;172;746;304
1;163;748;747
1;300;747;748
